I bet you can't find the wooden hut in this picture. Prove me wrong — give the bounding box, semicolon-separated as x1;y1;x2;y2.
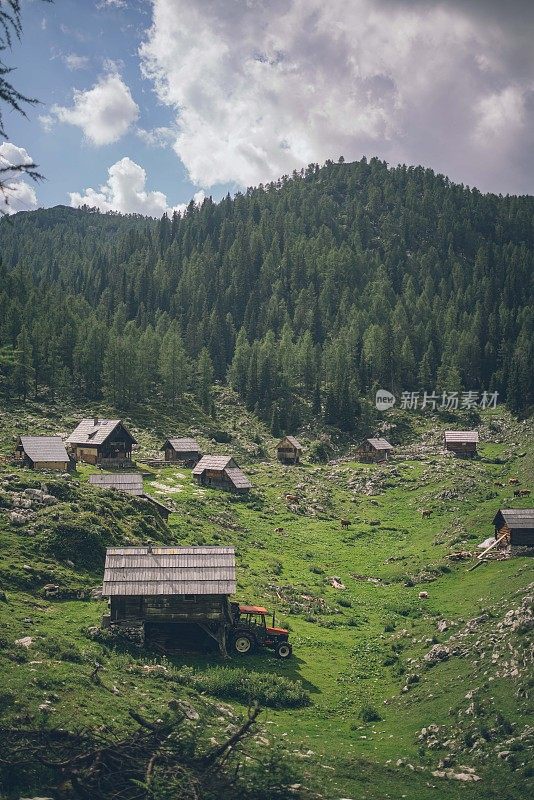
193;455;252;494
14;436;71;471
357;437;393;463
89;473;173;521
102;546;236;653
161;437;201;466
444;430;478;456
492;509;534;548
276;436;303;465
66;418;136;467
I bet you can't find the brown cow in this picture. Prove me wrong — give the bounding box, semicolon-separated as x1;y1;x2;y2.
519;489;531;497
340;519;351;529
274;527;285;533
494;482;504;487
509;478;520;485
285;494;299;503
421;509;432;518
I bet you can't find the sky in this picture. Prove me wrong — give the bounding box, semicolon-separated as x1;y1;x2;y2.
2;0;534;216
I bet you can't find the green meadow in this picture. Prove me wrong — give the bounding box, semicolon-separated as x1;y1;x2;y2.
0;397;532;799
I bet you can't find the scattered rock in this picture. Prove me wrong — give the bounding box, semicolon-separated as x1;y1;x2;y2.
329;576;345;589
15;636;33;648
424;644;451;666
9;511;27;526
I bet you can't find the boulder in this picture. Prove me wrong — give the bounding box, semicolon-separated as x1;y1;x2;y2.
424;644;451;666
9;511;27;526
15;636;33;648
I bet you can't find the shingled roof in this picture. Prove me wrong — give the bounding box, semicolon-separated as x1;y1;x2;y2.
366;437;393;450
192;455;251;489
66;419;136;446
162;437;200;453
444;430;479;443
89;473;144;495
278;436;302;450
19;436;69;463
192;455;234;475
102;546;236;596
493;509;534;529
224;467;253;489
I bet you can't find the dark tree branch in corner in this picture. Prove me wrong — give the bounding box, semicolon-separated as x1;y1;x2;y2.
0;0;51;213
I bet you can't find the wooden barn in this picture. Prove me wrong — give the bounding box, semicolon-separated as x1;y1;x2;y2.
444;430;478;456
357;437;393;463
276;436;303;465
161;437;201;466
192;455;252;494
493;509;534;548
102;546;236;653
89;473;173;521
66;418;136;467
14;436;71;471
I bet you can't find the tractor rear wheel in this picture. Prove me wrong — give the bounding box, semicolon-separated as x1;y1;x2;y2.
275;642;292;659
232;633;254;655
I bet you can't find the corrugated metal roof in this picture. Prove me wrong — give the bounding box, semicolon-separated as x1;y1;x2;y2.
225;467;252;489
163;437;200;453
89;472;143;495
366;438;393;450
19;436;69;463
192;455;234;475
494;509;534;529
444;430;479;443
102;546;236;596
277;436;302;450
66;418;137;446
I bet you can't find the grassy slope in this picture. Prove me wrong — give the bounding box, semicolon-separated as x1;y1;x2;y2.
0;394;532;799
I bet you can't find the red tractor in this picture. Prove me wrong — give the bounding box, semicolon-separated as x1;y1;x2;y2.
229;603;292;659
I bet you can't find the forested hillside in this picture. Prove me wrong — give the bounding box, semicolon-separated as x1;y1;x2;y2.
0;158;532;429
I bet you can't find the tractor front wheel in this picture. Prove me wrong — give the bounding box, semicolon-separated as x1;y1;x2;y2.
275;642;292;659
232;633;254;655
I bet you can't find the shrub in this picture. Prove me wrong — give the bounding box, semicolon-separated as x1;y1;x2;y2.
338;597;352;608
308;440;332;463
359;704;382;723
173;666;309;709
0;690;16;712
208;429;232;443
42;512;115;569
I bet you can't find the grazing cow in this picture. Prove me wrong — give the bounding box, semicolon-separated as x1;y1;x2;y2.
274;527;285;533
519;489;531;497
509;478;520;485
285;494;299;503
418;591;429;599
494;482;504;487
421;509;432;518
340;519;351;529
514;489;522;497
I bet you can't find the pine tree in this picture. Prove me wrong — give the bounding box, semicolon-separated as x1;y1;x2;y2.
196;348;214;412
159;324;188;406
13;326;34;401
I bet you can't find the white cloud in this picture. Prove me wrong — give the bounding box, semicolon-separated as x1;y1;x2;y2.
52;71;139;146
38;114;54;132
98;0;127;8
69;156;199;217
139;0;534;194
475;86;526;143
136;125;175;148
0;143;39;215
63;53;91;71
